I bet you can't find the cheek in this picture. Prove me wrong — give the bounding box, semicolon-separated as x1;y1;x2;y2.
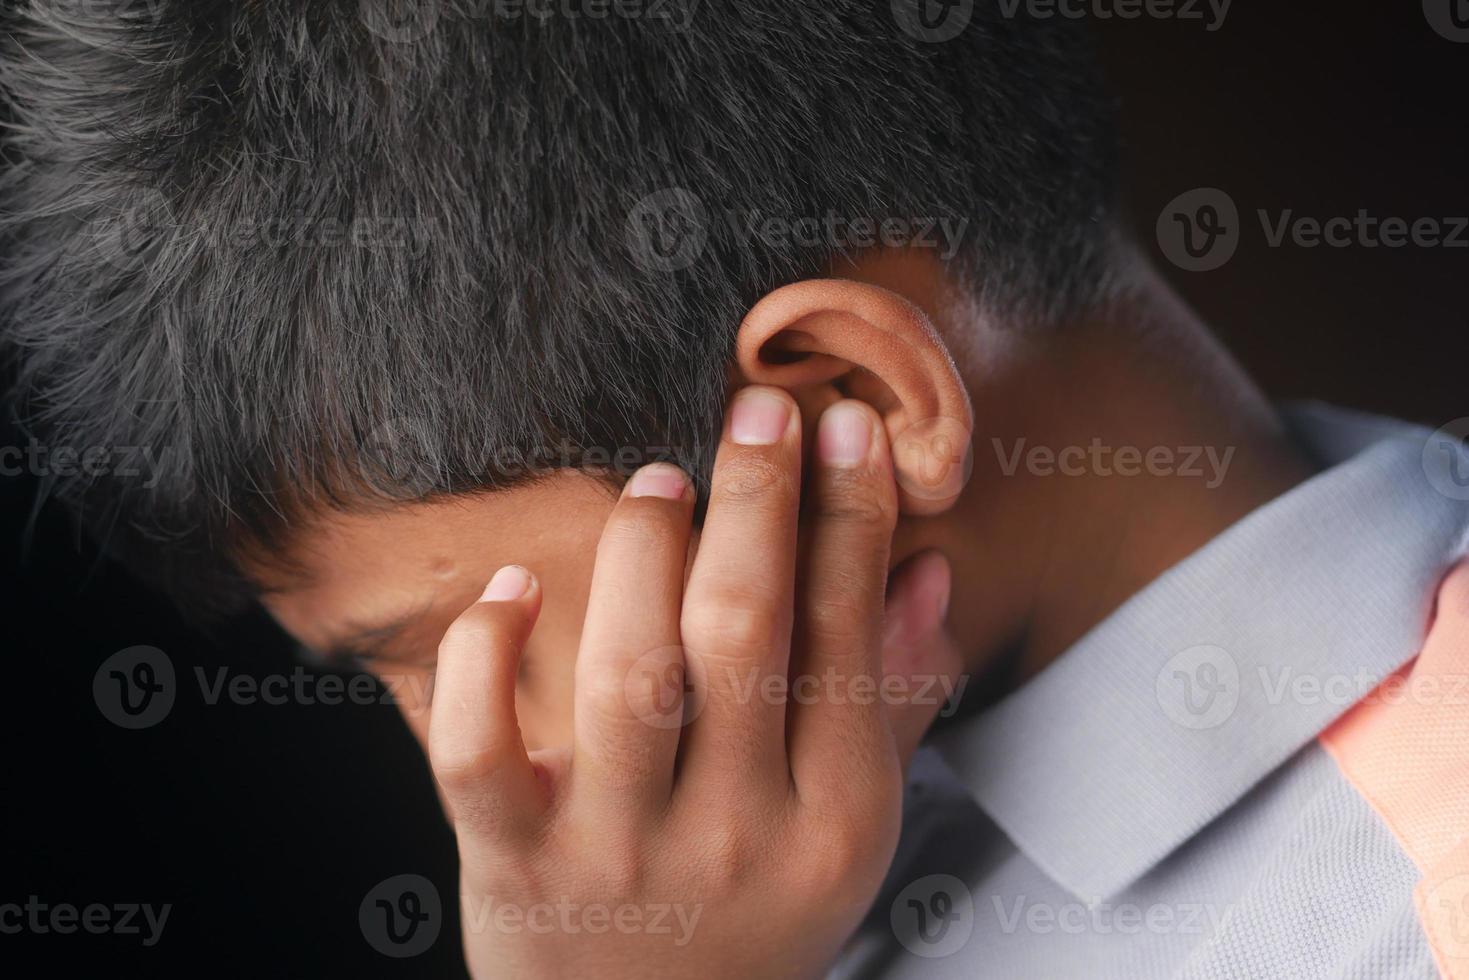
514;634;577;753
512;526;701;751
507;549;600;752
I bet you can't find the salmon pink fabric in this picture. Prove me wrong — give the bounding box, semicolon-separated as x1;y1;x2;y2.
1323;562;1469;979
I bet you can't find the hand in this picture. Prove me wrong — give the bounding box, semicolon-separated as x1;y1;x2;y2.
430;386;962;979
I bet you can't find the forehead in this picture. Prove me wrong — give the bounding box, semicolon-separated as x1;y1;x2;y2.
254;470;617;647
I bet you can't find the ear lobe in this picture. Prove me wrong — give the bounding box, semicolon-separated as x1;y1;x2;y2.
735;279;974;515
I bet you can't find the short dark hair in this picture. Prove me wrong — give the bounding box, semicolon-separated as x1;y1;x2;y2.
0;0;1117;615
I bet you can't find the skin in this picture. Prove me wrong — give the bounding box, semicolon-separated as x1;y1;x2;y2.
259;245;1316;976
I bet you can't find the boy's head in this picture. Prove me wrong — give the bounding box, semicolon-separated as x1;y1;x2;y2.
1;2;1117;747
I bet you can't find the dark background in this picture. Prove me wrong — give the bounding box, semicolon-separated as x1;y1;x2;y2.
4;5;1465;976
1099;3;1467;426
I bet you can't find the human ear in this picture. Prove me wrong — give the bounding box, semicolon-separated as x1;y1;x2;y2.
733;279;973;515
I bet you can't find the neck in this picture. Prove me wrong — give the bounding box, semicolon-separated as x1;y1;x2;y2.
894;261;1317;689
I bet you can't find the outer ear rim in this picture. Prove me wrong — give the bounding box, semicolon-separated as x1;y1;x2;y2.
733;279;974;515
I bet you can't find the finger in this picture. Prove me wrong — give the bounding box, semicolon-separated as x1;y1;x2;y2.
428;565;546;841
679;385;802;785
879;551;964;771
572;463;695;813
787;400;901;794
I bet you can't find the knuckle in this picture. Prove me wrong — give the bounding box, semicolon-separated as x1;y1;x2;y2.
613;655;688;727
804;584;877;650
694;820;767;892
578;668;636;721
429;743;507;796
439;603;516;656
713;453;796;505
581;679;669;754
813;469;896;526
592;725;664;781
599;506;684;556
682;588;780;655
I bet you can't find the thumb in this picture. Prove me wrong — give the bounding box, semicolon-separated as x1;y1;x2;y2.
882;550;965;771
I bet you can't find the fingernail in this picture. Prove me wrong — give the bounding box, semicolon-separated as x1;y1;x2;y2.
818;402;872;467
628;463;688;500
730;389;791;446
482;565;530;601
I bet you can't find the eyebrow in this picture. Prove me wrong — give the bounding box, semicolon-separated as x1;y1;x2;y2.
300;611;422;668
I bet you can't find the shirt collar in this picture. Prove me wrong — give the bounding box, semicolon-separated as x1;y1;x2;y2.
933;403;1469;904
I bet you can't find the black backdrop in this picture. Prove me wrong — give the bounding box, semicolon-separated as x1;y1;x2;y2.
4;5;1465;976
